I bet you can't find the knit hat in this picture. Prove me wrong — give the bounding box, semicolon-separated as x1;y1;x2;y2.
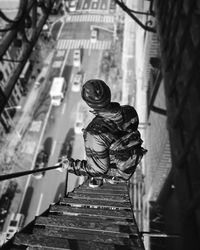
81;79;111;109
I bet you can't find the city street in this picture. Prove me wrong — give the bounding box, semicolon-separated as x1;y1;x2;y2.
1;1;199;249
9;5;116;229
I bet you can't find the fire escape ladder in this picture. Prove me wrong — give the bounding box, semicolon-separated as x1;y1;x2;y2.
10;180;145;250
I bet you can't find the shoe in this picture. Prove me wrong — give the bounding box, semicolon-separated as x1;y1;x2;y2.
103;177;118;184
88;178;102;188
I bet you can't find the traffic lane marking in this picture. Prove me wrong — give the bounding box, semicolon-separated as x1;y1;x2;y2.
51;139;57;157
61;102;66;115
36;193;43;216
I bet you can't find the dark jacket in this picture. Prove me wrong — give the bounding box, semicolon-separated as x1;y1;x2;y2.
67;102;140;180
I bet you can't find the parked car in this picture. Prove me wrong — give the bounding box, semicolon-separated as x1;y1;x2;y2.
90;28;98;43
43;137;53;156
33;150;49;179
5;213;24;241
74;120;84;134
0;181;18;230
0;196;11;227
73;49;81;67
71;71;84;92
74;102;85;134
0;233;7;247
34;76;45;88
59;139;73;159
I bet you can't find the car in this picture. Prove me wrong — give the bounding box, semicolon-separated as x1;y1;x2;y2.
73;49;81;67
42;23;49;31
6;213;24;241
43;137;53;156
0;208;7;216
74;102;85;134
90;29;98;43
0;233;7;247
74;120;84;134
51;0;63;14
59;139;73;159
0;196;11;228
71;72;84;92
68;0;77;12
34;76;45;88
33;150;48;179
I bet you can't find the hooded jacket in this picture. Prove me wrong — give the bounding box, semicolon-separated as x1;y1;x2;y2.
67;102;140;180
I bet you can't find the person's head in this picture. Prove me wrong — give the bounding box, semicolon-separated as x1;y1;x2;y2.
81;79;111;110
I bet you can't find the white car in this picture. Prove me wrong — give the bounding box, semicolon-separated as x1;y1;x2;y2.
68;0;77;12
74;103;85;134
6;213;24;241
42;23;49;31
90;29;98;43
71;72;84;92
34;76;45;88
73;49;81;67
74;120;84;134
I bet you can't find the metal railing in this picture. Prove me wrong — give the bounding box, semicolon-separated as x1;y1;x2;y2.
0;163;63;182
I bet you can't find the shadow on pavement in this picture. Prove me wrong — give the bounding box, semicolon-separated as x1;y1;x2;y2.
53;181;66;203
62;65;73;90
59;128;75;159
43;137;53;156
20;186;34;217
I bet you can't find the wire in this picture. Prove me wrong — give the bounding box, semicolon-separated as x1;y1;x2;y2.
0;57;24;63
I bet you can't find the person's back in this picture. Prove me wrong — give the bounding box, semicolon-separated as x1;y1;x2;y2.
83;102;145;181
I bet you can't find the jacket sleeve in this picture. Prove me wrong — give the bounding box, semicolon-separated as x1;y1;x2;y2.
121;105;139;131
67;132;111;177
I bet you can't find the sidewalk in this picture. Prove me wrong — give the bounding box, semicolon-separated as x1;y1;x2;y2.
0;49;55;234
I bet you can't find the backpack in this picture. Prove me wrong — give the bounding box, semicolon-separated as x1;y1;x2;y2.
109;130;147;180
86;116;147;181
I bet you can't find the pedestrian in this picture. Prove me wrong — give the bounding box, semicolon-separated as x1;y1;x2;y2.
61;79;147;187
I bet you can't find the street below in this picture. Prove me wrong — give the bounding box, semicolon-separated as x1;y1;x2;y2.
15;9;115;228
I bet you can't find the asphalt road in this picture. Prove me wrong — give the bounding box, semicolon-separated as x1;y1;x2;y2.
19;9;115;227
0;4;116;237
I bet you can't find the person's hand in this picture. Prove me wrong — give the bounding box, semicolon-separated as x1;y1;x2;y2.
57;156;70;172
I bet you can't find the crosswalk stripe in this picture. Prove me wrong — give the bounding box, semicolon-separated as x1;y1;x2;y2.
91;15;95;22
57;40;61;49
104;16;108;23
66;14;114;23
95;42;99;50
63;40;67;49
63;40;67;50
91;42;95;50
80;15;84;22
101;41;105;50
74;40;79;48
57;39;112;50
71;40;75;48
83;40;87;49
77;40;81;48
69;40;74;49
80;40;85;47
85;40;90;49
67;40;71;48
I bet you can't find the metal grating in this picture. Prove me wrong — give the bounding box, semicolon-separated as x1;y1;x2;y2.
9;180;145;250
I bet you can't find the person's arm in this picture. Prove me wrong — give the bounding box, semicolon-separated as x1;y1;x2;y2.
122;105;139;131
67;132;111;177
